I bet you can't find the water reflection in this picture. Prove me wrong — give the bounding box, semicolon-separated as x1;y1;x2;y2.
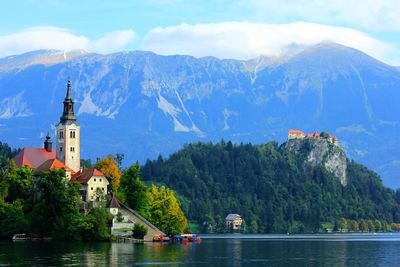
1;234;400;266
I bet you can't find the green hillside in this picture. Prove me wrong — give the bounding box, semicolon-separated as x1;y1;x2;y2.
141;140;400;233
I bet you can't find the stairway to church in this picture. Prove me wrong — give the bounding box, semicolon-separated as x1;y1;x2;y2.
118;201;163;241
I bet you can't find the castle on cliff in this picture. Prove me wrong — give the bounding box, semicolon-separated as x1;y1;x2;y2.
288;129;339;145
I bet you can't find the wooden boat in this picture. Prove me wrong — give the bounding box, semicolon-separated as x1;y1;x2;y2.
12;233;51;241
152;233;170;242
12;233;29;241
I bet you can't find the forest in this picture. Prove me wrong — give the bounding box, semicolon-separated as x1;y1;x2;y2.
141;140;400;233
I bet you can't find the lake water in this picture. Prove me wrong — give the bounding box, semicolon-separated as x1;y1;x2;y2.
1;233;400;266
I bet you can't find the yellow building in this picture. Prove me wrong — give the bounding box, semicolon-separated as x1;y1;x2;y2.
72;168;109;202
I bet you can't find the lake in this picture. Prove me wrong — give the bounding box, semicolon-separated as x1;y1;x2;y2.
1;233;400;266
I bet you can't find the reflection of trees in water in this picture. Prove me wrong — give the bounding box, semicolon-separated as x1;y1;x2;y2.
110;242;193;265
3;237;400;266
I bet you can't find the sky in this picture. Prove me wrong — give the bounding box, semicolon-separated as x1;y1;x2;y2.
1;0;400;65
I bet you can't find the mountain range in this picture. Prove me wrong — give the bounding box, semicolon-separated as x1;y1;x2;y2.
0;42;399;187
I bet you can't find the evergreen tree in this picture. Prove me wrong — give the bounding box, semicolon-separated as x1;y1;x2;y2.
120;164;150;218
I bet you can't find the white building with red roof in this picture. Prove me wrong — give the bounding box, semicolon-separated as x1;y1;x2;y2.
72;168;109;202
288;129;306;140
13;79;109;202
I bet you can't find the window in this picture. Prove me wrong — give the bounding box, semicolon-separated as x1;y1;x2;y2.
91;187;93;190
100;179;102;182
94;178;96;182
70;147;75;152
102;187;104;191
59;131;64;139
60;147;63;152
70;131;76;138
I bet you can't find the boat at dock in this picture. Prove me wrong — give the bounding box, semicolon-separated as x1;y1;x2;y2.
152;234;170;242
12;233;51;241
172;234;201;243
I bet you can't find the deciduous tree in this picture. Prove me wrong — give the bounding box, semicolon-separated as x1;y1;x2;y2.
95;156;122;190
147;184;187;235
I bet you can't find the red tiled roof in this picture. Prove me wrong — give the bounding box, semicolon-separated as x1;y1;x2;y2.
72;168;107;184
288;129;305;135
13;148;56;168
306;133;313;138
34;159;75;175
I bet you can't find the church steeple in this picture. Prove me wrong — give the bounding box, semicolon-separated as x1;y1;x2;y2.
59;78;78;125
56;78;81;172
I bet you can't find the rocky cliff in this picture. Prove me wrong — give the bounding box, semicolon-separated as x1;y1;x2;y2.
283;138;347;186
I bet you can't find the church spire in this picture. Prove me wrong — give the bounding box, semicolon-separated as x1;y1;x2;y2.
66;78;72;99
59;78;78;125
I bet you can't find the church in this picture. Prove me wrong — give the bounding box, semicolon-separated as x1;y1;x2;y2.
13;79;109;202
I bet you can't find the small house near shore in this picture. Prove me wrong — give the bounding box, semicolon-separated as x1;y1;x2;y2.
226;214;243;230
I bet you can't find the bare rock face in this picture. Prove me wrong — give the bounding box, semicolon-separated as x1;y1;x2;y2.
283;138;347;186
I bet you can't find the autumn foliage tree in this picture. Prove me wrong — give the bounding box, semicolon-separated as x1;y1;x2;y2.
94;156;122;190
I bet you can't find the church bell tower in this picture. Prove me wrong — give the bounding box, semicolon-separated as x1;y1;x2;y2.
56;79;80;172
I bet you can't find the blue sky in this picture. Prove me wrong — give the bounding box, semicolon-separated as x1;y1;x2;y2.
1;0;400;64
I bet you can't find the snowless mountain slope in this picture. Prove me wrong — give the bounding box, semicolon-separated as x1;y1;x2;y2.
0;43;399;187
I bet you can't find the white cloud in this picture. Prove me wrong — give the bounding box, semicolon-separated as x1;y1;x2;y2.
0;27;135;57
140;22;399;64
238;0;400;31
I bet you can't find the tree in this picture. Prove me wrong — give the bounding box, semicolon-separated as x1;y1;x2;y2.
0;142;20;167
31;169;85;239
149;184;187;235
374;220;382;232
94;156;122;190
350;220;359;232
360;220;369;232
132;223;148;239
120;164;150;218
0;200;29;238
339;218;347;232
80;159;93;169
114;153;125;168
320;132;330;139
0;161;33;203
147;184;187;235
94;188;107;203
82;207;112;241
367;220;375;232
